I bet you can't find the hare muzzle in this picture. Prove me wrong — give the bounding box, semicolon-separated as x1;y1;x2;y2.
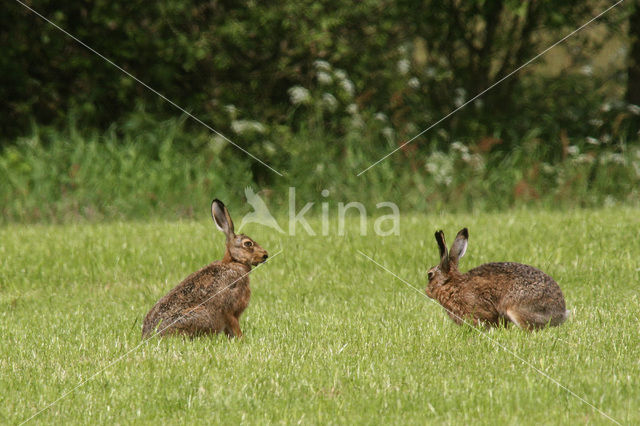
254;248;268;265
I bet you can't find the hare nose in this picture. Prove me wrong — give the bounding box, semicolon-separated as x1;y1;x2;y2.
262;254;268;261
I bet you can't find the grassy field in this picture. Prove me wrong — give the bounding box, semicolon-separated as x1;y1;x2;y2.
1;207;639;424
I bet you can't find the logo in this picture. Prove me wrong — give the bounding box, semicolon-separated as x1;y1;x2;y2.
239;187;400;236
238;187;285;233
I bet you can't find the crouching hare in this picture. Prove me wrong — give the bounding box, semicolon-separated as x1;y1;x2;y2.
142;199;268;339
426;228;568;330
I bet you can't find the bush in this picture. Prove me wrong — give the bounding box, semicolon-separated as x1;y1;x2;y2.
2;1;633;155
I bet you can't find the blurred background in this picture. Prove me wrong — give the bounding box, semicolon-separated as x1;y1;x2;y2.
1;0;639;222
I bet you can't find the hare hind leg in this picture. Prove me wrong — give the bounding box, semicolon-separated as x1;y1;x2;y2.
160;307;220;337
505;307;555;331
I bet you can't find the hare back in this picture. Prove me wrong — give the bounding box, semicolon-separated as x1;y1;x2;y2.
142;261;250;337
465;262;566;316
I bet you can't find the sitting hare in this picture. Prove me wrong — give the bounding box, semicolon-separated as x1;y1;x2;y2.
426;228;568;330
142;199;268;339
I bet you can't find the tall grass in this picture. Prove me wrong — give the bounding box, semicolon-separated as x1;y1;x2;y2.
0;118;253;222
1;117;639;223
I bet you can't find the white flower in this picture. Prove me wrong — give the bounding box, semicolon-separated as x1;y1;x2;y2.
288;86;311;105
628;104;640;115
572;154;595;164
346;103;358;115
404;122;418;134
231;120;266;135
580;65;593;76
586;137;600;145
588;119;603;127
451;141;469;154
382;127;394;141
334;69;347;81
224;104;238;119
340;79;355;96
313;60;331;72
211;135;227;150
453;87;466;108
317;71;333;85
351;116;365;129
263;141;277;155
600;153;626;165
397;59;410;75
425;151;454;186
375;112;388;122
321;93;338;111
567;145;580;156
541;163;555;174
425;162;437;174
437;128;449;139
408;77;420;89
468;154;485;171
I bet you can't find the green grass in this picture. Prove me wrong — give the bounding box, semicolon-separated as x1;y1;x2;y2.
2;123;640;223
1;208;639;424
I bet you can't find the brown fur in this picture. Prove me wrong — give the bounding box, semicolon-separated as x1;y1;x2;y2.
142;199;268;339
425;228;568;330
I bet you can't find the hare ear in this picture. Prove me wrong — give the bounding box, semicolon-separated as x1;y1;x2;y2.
449;228;468;266
435;230;449;270
211;199;235;239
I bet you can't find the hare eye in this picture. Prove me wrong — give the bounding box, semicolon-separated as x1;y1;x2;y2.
243;241;253;248
428;271;435;280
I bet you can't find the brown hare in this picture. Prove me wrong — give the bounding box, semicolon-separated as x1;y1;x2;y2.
142;199;268;339
426;228;568;330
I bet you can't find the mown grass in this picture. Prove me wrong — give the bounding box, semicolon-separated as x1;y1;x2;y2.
1;208;639;424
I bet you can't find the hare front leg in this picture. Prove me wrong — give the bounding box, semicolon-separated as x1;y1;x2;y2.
224;313;243;338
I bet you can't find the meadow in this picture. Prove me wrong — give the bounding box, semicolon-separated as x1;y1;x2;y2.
1;207;639;424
